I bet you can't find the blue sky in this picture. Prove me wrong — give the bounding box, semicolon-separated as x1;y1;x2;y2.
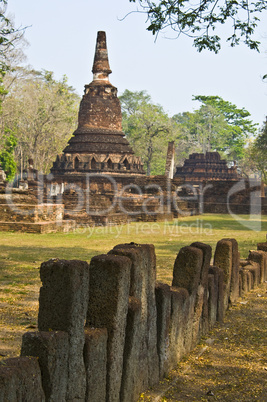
7;0;267;127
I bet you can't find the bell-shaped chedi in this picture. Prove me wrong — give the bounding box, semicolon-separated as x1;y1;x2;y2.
51;31;144;176
174;152;240;181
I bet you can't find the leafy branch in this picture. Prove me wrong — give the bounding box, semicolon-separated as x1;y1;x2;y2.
129;0;267;52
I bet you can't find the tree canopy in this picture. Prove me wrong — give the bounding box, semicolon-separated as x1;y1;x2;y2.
249;121;267;183
129;0;267;52
172;95;257;163
193;95;257;159
0;127;16;180
120;90;171;175
1;68;80;174
0;1;28;180
120;90;256;176
0;1;262;180
0;0;26;73
173;104;229;155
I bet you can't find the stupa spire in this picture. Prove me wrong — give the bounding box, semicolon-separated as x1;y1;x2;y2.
50;30;145;177
92;31;112;82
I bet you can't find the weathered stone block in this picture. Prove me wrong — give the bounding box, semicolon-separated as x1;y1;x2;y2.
257;242;267;252
172;246;203;294
208;273;217;328
109;245;148;394
84;328;108;402
209;265;224;322
109;244;143;299
120;296;142;402
38;259;90;401
192;282;206;346
155;282;171;379
239;272;243;297
141;243;160;386
0;203;64;223
224;238;240;303
190;242;212;287
247;262;260;288
110;243;159;388
214;239;232;312
173;245;204;350
21;331;68;402
240;268;249;293
191;242;212;337
0;357;45;402
169;287;189;369
86;253;131;402
247;269;253;291
200;286;209;336
248;250;267;283
38;259;89;333
181;295;195;354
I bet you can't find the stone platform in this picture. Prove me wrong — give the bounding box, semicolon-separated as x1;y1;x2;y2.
0;203;75;233
0;220;75;234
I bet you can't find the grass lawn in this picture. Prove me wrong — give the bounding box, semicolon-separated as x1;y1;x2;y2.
0;213;266;359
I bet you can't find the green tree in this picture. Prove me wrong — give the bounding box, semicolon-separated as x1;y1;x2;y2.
193;104;228;153
129;0;267;52
0;3;27;178
120;90;171;175
0;128;17;180
171;111;200;165
173;104;230;157
250;122;267;183
172;96;256;166
120;89;151;116
0;0;26;73
193;95;257;159
1;68;80;173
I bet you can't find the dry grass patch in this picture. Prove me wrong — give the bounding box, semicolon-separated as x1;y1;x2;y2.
0;214;266;361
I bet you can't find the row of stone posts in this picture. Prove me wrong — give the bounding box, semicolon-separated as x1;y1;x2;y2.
0;239;266;401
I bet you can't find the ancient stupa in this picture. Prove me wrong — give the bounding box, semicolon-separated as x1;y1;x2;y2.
51;31;144;177
174;152;240;181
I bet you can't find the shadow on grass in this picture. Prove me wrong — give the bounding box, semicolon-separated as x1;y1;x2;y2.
0;244;100;264
0;244;103;285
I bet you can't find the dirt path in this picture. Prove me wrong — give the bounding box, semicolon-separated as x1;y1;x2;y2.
140;283;267;402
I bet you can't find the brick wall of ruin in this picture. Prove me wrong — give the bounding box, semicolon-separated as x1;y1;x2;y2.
176;179;267;215
1;238;266;401
53;175;189;225
0;177;266;233
54;176;266;222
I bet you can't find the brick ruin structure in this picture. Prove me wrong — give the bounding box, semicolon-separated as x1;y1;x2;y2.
51;31;144;179
173;151;267;214
0;32;265;232
174;151;240;182
0;32;186;232
47;31;189;225
165;141;175;179
1;238;266;400
0;159;73;233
